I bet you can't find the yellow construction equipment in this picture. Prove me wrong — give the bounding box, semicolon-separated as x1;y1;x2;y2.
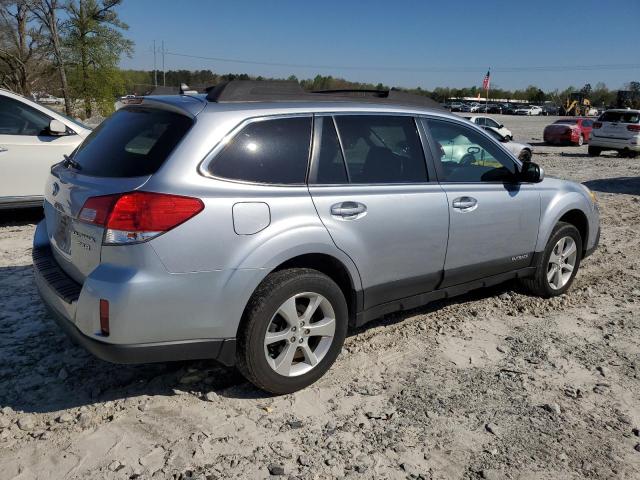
561;92;591;116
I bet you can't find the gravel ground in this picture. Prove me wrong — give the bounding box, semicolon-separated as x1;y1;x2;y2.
1;115;639;480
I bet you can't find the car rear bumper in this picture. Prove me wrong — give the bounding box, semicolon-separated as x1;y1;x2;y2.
589;136;640;152
33;220;237;366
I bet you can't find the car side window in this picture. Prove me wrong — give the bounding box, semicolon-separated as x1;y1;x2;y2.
0;96;52;136
485;118;500;128
425;118;517;183
210;116;312;184
475;118;486;126
332;115;428;184
582;119;593;128
311;117;349;184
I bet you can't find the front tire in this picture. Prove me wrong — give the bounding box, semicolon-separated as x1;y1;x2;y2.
588;146;601;156
236;268;348;394
521;222;582;298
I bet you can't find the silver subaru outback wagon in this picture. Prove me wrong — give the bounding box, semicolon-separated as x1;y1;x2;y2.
33;81;600;394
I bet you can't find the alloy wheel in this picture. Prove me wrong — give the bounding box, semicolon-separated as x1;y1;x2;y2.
264;292;336;377
547;236;577;290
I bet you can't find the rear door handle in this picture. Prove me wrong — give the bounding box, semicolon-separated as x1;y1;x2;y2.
330;201;367;218
452;196;478;211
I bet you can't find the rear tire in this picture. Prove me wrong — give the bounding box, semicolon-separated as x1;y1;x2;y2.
521;222;582;298
236;268;348;394
588;146;601;156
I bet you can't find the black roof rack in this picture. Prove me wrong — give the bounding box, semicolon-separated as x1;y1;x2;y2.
205;80;443;110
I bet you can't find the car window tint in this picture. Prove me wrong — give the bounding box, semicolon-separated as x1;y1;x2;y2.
312;117;348;184
211;117;311;184
426;118;516;183
599;111;640;123
0;96;51;136
333;115;427;184
72;107;192;177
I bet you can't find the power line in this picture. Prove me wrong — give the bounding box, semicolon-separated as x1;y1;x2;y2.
164;51;640;74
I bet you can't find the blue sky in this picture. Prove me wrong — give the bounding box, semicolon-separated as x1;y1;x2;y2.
118;0;640;91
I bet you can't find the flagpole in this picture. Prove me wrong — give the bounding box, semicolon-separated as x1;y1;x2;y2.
486;68;490;112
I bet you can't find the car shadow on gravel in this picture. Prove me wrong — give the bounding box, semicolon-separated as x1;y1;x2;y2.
584;176;640;195
0;257;529;414
0;207;43;227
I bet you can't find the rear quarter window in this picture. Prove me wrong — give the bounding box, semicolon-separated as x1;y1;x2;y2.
599;111;640;123
72;107;193;177
209;116;312;184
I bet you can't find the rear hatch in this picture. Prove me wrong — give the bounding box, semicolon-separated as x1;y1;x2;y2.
594;110;640;140
44;102;198;284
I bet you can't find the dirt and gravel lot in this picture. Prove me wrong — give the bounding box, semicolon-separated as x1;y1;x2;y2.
1;114;639;480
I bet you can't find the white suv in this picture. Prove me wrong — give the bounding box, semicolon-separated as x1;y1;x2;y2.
0;89;91;209
589;109;640;158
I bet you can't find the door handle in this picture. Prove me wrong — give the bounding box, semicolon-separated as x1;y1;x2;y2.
330;201;367;218
452;196;478;211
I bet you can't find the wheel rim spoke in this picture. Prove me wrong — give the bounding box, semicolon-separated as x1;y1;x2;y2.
264;329;291;346
277;297;300;327
562;262;574;273
301;294;323;323
563;240;576;258
554;267;563;288
547;267;556;284
306;317;336;337
273;342;298;376
301;343;319;366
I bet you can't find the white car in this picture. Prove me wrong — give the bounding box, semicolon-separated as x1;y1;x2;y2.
0;89;91;209
481;126;533;162
588;109;640;158
465;116;513;140
515;105;542;116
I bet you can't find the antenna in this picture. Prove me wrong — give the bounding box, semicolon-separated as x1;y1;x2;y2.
162;40;166;87
153;40;157;87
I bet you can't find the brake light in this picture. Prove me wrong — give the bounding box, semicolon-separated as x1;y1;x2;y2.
79;191;204;244
593;122;602;129
627;124;640;132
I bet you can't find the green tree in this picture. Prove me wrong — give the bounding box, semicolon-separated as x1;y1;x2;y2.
66;0;132;117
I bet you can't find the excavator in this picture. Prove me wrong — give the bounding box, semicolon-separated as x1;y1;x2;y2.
560;92;591;116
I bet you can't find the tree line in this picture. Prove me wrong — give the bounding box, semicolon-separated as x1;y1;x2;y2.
0;0;131;118
1;1;638;119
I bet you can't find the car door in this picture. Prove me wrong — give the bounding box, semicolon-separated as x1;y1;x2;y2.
422;117;541;287
308;114;449;310
0;95;79;200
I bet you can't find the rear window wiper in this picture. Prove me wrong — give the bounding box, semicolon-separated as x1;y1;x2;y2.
63;154;81;171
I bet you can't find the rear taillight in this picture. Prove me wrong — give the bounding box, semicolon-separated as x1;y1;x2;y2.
627;124;640;132
79;191;204;245
593;122;602;129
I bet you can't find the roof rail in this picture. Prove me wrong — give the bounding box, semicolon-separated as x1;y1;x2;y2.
205;80;443;110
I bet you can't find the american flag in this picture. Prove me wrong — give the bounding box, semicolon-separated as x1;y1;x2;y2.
482;70;491;90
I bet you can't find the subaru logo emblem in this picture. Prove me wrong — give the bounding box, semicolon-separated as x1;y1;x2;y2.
52;182;59;196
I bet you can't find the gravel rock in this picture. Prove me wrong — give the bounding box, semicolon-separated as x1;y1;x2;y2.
267;463;285;476
485;423;500;435
543;403;562;415
297;455;310;466
57;413;74;423
203;392;218;402
17;416;35;431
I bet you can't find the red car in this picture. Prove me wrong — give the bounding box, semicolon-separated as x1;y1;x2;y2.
543;118;594;146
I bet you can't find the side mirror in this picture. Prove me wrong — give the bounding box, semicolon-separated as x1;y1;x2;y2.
48;119;67;135
519;161;544;183
499;124;504;128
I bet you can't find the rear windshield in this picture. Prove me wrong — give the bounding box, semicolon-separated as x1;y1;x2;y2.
71;107;193;177
598;111;640;123
554;120;577;124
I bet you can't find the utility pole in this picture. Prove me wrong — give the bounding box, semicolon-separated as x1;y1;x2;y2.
153;40;157;87
162;40;166;87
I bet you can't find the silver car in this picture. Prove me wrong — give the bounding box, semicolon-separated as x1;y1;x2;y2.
33;81;600;394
